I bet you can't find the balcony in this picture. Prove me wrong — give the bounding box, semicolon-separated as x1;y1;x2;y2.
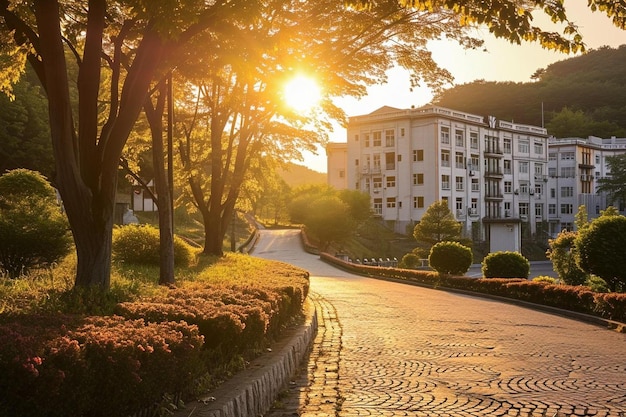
484;146;503;157
484;169;504;179
485;192;503;201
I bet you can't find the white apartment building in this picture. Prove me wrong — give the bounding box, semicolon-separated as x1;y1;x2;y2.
327;105;550;253
547;136;626;231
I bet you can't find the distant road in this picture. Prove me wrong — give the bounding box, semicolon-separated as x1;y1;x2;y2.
466;261;557;279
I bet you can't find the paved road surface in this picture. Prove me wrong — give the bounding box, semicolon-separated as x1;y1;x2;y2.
253;229;626;417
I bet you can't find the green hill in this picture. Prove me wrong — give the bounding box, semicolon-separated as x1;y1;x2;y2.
277;163;327;187
433;45;626;138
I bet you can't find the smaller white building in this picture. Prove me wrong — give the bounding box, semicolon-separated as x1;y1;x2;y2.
547;136;626;231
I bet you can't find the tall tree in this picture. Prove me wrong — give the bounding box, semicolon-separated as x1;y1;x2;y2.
0;0;243;288
413;200;461;247
2;0;623;285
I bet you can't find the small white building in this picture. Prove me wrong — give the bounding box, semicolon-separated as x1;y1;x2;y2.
328;105;550;254
547;136;626;231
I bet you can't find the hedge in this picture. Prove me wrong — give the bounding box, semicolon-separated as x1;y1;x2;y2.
320;252;626;325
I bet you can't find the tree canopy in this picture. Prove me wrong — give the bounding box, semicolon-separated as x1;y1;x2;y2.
597;154;626;206
413;200;462;246
2;0;625;288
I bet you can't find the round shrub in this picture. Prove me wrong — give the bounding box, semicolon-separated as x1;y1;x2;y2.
428;241;473;275
112;224;194;267
399;253;421;269
0;170;72;277
481;251;530;279
575;214;626;292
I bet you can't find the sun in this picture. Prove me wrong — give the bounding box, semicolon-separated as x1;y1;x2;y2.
283;74;321;114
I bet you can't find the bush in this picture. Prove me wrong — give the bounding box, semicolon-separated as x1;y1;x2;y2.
112;224;195;267
575;214;626;292
532;275;557;285
0;169;72;277
482;251;530;279
546;230;587;285
586;275;610;293
428;241;473;275
398;253;421;269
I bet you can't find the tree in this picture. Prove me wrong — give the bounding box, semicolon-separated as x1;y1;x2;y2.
575;213;626;292
413;200;462;247
597;154;626;207
302;196;356;251
0;0;242;288
482;251;530;279
3;0;624;287
546;230;587;286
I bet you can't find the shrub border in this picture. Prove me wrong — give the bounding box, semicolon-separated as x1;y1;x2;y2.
319;252;626;333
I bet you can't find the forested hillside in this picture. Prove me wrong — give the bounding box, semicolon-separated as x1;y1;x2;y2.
433;45;626;138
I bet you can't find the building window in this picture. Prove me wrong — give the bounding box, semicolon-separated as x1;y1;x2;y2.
518;140;529;153
413;196;424;209
595;155;601;164
397;154;402;162
561;222;573;231
549;204;556;215
441;126;450;144
364;134;370;148
385;152;395;170
373;131;382;147
470;132;479;149
535;183;543;196
386;176;396;188
519;161;529;174
354;134;359;142
561;166;575;177
339;170;345;178
455;130;464;147
503;138;512;154
373;198;382;215
413;149;424;162
534;163;544;175
549;152;557;161
548;167;557;177
455;176;464;191
386;197;396;208
504;159;512;174
385;129;395;147
469;155;479;170
442;175;450;190
441;150;450;167
373;154;381;169
534;142;544;154
561;186;574;197
535;203;543;217
456;198;463;214
455;152;464;169
550;188;556;198
373;177;382;190
471;178;479;192
413;173;424;185
560;151;575;160
504;181;512;193
561;204;573;214
519;202;529;216
401;128;405;137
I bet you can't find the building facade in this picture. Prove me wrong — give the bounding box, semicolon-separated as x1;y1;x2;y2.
547;136;626;232
327;105;550;253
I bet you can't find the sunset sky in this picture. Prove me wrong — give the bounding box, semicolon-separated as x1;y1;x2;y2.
304;3;626;173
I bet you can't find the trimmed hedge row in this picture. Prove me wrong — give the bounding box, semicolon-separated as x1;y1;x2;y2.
320;252;626;324
0;265;310;417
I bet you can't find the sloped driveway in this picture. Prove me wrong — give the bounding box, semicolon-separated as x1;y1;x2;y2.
254;229;626;417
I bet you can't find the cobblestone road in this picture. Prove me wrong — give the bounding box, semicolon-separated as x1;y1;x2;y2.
255;229;626;417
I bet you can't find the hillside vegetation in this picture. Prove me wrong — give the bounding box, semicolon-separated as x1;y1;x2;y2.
433;45;626;138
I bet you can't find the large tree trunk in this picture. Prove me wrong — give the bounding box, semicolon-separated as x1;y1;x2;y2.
145;79;175;286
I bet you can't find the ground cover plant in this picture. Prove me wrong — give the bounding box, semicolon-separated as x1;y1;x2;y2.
0;253;309;417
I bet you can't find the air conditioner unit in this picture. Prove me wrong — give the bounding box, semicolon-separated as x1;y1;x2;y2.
456;209;464;216
468;208;478;216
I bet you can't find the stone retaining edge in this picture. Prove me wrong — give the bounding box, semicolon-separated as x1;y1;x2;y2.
173;300;318;417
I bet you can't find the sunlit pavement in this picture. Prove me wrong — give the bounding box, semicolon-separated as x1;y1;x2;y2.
254;229;626;417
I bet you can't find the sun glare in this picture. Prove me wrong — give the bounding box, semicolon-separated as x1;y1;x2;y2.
283;75;321;113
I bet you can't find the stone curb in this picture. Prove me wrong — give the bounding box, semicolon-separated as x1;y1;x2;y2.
173;300;318;417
